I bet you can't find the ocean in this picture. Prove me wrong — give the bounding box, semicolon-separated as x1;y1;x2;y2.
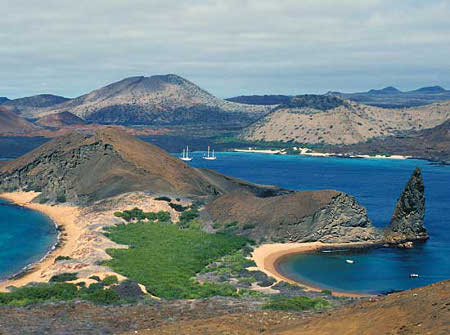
0;199;58;279
186;151;450;294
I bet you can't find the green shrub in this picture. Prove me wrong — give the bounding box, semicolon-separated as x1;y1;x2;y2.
55;256;72;261
263;296;330;311
156;211;170;222
84;288;120;304
321;289;332;296
155;196;171;202
0;283;78;306
89;275;101;282
38;197;48;204
144;212;157;221
56;194;67;203
49;273;78;282
169;203;187;212
242;223;256;230
102;275;119;286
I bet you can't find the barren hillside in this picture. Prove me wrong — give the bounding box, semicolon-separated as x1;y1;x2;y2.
243;95;450;145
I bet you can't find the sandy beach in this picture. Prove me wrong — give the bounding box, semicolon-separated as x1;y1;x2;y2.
0;191;187;293
251;242;377;297
233;148;284;154
0;191;82;291
233;147;410;160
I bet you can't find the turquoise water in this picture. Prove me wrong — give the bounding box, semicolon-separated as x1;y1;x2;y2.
186;152;450;294
0;199;58;279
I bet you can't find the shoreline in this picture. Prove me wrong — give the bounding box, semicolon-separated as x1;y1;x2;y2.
251;242;379;298
0;192;81;291
232;147;411;160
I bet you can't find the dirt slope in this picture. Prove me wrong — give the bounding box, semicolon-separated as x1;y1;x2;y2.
243;96;450;145
135;280;450;335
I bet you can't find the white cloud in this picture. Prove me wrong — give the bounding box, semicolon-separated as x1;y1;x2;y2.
1;0;449;98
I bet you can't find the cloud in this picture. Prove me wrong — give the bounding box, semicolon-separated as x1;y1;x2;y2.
1;0;449;98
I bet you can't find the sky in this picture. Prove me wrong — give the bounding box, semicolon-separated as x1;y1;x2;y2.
1;0;450;99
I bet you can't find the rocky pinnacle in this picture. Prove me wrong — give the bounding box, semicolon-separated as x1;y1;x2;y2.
386;167;428;243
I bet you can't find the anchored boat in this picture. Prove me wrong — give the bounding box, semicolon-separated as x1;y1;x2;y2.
203;146;217;160
180;146;193;161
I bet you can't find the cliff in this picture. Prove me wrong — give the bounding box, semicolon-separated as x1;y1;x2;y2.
204;190;381;243
385;167;428;243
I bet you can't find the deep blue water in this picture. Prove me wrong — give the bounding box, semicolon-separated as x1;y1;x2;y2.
0;199;58;279
186;151;450;294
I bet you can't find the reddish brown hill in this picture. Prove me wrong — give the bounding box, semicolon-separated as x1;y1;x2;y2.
0;128;285;204
35;111;86;128
0;106;41;134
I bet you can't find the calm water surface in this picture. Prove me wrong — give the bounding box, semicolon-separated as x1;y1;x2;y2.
0;199;58;279
186;152;450;294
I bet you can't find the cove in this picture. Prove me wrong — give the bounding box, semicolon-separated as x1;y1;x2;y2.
186;152;450;294
0;199;58;279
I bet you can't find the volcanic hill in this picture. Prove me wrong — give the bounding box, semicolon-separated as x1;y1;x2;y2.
15;74;271;127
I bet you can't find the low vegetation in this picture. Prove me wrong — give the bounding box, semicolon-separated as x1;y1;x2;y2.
49;272;78;282
114;208;170;222
0;282;121;307
104;209;251;299
263;296;331;311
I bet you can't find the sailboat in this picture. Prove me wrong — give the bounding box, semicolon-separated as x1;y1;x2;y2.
180;146;193;161
203;146;217;160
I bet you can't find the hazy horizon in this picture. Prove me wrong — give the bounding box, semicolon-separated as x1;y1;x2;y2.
2;0;449;99
1;73;449;100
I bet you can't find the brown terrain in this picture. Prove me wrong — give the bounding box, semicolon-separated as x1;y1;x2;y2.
0;106;42;134
243;95;450;145
35;111;87;128
205;190;381;243
0;127;289;204
0;281;447;334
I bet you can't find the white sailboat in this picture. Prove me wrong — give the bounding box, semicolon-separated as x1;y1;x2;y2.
180;146;193;161
203;146;217;160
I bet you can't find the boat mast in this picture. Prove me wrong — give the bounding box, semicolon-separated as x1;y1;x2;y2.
187;146;189;158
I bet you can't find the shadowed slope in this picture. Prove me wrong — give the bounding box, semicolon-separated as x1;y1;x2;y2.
0;128;286;204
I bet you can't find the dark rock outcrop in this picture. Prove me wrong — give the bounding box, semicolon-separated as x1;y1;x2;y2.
205;190;381;243
385;167;428;243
